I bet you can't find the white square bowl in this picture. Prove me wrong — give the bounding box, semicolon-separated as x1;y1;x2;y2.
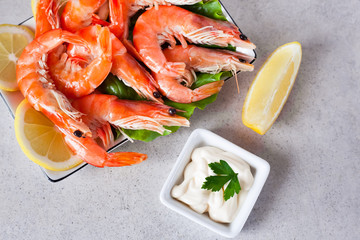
159;128;270;238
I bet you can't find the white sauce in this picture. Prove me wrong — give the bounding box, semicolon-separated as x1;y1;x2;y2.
171;146;254;223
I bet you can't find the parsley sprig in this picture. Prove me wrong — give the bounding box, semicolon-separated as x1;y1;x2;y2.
201;160;241;201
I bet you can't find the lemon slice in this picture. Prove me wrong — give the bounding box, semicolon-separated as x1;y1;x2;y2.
242;42;302;135
15;99;83;171
0;24;34;91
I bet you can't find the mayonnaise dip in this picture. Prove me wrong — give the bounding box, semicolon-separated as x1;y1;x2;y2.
171;146;254;223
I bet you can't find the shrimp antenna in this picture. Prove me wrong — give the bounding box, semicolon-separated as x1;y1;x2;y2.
232;66;240;94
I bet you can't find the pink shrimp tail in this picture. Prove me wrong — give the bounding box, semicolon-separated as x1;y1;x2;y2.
109;0;128;38
104;152;147;167
192;80;224;102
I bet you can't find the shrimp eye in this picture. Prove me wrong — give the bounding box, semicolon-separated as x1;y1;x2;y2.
240;34;248;41
168;108;176;116
239;59;246;63
73;130;84;138
153;91;161;98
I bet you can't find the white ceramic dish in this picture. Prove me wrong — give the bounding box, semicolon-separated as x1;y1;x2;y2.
160;129;270;238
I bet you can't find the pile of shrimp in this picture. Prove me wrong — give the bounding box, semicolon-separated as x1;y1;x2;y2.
16;0;256;168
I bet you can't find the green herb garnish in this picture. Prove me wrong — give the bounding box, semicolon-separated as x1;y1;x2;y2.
202;160;241;201
182;0;227;21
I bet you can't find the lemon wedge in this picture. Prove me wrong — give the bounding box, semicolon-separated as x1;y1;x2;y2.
15;99;83;171
242;42;302;135
0;24;34;91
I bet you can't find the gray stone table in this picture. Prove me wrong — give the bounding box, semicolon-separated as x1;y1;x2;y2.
0;0;359;239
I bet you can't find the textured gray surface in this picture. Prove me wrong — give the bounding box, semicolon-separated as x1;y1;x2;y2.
0;0;359;239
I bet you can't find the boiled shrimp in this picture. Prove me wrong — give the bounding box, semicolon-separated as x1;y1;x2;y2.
62;24;162;102
17;29;91;136
72;94;190;136
113;0;202;39
109;0;202;60
61;0;200;39
48;25;113;99
16;29;146;168
152;44;255;103
59;126;146;168
133;5;256;77
60;0;200;61
60;0;129;62
163;45;254;92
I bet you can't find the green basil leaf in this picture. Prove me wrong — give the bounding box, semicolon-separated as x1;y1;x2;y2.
182;0;227;21
98;74;145;101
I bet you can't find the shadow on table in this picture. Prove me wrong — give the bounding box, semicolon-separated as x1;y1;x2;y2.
241;145;289;232
211;127;290;232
